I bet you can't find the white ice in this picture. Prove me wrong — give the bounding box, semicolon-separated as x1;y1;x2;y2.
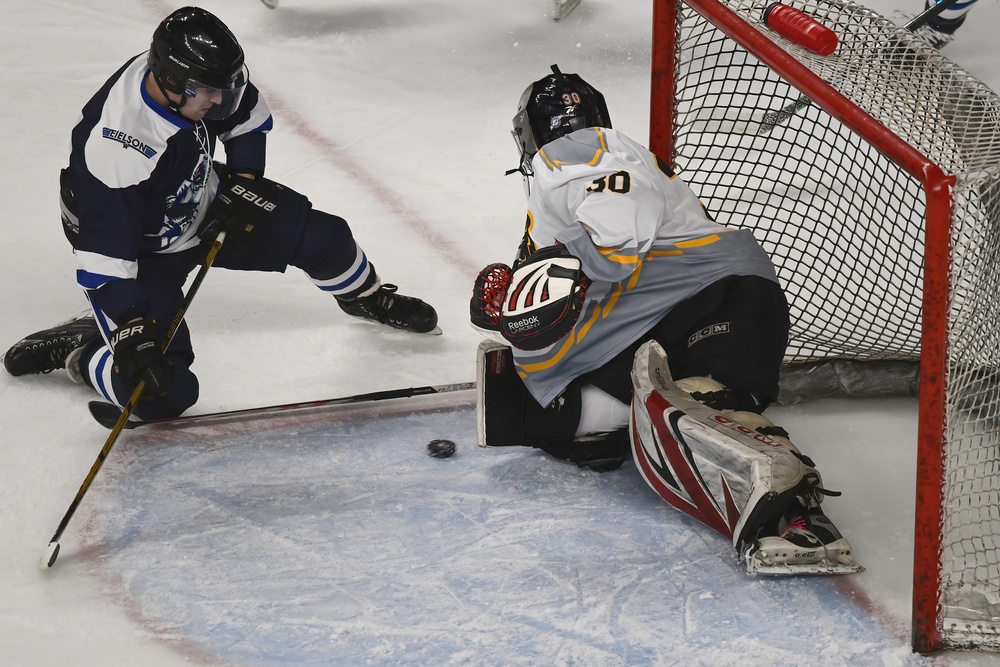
2;0;999;665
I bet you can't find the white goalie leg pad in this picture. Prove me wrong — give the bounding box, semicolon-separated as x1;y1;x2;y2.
629;340;812;555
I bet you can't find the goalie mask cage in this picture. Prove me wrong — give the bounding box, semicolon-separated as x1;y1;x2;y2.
648;0;1000;654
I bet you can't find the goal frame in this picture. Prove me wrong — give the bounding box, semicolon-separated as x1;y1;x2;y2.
648;0;956;653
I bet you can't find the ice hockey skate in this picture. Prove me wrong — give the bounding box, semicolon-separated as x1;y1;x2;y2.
744;501;863;576
337;284;441;334
3;313;100;377
629;339;862;576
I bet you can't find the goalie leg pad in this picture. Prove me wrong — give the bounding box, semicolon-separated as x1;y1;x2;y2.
629;340;815;554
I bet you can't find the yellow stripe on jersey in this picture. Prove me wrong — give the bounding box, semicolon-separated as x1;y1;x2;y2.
646;230;734;257
596;245;639;265
675;234;722;248
517;325;580;374
576;300;602;342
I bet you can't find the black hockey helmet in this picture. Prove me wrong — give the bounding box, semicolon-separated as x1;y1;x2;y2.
510;64;612;177
147;7;247;119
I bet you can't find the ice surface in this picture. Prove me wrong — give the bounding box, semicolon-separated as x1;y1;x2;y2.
3;0;1000;665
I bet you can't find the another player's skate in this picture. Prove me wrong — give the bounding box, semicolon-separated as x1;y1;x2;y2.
337;284;441;334
744;500;863;576
3;313;101;377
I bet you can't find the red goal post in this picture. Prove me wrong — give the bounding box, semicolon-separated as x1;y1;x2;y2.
648;0;1000;653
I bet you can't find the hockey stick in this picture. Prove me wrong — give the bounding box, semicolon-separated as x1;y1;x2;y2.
754;0;962;135
40;233;226;569
904;0;963;32
88;381;477;430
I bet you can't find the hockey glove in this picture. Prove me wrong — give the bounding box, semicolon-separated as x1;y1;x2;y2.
470;262;514;334
500;245;590;351
200;174;283;254
110;318;172;397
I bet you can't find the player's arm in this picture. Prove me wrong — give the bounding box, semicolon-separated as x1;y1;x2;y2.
216;81;272;177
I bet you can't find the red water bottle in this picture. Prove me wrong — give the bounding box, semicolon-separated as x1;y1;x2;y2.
762;3;839;56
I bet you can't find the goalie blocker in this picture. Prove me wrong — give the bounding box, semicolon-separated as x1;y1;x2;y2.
630;340;862;575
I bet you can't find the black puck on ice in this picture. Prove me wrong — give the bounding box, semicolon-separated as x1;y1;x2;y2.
427;439;456;458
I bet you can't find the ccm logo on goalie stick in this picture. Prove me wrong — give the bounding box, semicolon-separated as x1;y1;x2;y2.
500;245;589;351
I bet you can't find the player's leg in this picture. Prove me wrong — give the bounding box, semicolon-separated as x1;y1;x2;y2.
653;274;789;412
476;340;630;471
915;0;976;48
73;249;202;420
292;212;438;334
212;177;437;334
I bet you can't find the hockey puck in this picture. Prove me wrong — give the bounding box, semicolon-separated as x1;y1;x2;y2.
427;439;456;458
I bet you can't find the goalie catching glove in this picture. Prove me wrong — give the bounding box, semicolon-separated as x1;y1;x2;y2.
470;245;590;351
200;174;283;254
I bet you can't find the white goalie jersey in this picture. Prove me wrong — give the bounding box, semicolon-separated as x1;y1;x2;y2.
513;127;779;407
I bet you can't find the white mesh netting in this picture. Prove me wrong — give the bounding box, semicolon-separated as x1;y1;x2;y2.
668;0;1000;649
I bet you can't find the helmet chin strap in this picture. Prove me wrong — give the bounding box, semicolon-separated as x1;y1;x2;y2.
154;75;189;116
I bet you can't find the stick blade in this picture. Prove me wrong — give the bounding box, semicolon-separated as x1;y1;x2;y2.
39;541;60;569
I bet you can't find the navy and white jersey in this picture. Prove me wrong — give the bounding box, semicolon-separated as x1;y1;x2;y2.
512;127;779;406
65;53;273;324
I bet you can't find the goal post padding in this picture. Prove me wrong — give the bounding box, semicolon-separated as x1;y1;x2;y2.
649;0;1000;653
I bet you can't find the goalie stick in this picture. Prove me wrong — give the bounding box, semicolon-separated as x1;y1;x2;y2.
40;233;226;570
88;381;476;430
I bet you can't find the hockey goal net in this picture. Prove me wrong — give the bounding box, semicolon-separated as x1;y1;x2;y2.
648;0;1000;653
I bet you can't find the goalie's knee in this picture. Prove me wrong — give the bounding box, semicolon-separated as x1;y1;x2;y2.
676;375;768;414
677;376;794;451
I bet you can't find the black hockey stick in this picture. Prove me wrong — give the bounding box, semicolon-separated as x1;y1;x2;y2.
40;233;226;569
904;0;963;32
88;381;477;430
755;0;963;135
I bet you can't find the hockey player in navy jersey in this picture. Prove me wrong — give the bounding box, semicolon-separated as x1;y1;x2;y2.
2;6;438;420
470;65;860;575
913;0;978;48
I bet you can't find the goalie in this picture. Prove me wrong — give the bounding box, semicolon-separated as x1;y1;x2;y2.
470;65;861;575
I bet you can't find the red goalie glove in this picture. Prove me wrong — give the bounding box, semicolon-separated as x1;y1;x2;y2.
470;246;590;351
470;262;514;334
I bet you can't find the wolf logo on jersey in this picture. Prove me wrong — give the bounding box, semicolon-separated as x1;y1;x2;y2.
158;152;214;247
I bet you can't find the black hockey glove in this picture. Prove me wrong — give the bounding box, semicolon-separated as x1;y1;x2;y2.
200;174;283;254
110;318;172;397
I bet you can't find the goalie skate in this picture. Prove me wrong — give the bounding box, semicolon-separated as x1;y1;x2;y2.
630;340;862;577
744;504;863;576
